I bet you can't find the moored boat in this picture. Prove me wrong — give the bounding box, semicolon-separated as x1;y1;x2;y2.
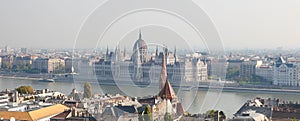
39;78;55;82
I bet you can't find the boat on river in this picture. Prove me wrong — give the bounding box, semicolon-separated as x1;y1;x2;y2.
38;78;55;82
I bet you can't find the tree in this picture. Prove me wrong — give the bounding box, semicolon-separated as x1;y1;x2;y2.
206;110;216;118
226;67;240;80
138;105;152;121
16;86;34;94
206;110;226;120
164;113;173;121
144;105;152;121
83;81;92;98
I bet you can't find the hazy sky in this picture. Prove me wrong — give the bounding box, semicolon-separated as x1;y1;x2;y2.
0;0;300;50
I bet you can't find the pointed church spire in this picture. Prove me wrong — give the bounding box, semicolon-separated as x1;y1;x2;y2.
156;46;159;57
123;47;126;58
158;50;177;101
105;45;109;60
114;45;118;61
139;29;142;40
174;46;177;63
106;45;109;56
174;46;177;55
164;46;168;63
159;51;167;90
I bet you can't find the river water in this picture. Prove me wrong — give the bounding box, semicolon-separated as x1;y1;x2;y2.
1;77;300;118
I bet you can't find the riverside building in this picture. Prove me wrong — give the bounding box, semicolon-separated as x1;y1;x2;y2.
94;32;208;85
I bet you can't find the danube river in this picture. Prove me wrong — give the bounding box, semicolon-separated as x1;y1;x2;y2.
1;78;300;118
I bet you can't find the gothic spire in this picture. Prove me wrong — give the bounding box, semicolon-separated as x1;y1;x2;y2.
174;46;177;55
174;46;177;63
159;51;167;90
156;46;159;57
123;47;126;58
114;45;118;61
139;29;142;40
158;51;177;101
106;45;109;56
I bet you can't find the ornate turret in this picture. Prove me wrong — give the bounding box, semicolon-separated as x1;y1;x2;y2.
139;29;142;40
156;46;159;57
174;46;177;63
105;45;109;60
123;47;126;58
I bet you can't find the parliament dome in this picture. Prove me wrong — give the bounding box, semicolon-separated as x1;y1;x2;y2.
133;31;147;50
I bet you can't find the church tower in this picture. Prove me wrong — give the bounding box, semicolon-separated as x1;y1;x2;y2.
159;52;167;91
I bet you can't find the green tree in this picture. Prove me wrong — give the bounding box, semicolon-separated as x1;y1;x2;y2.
83;81;92;98
226;67;240;80
206;110;226;120
144;105;152;121
206;110;216;118
16;86;34;94
164;113;173;121
138;105;152;121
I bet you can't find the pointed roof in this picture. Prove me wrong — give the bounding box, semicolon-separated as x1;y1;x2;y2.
275;56;287;67
277;56;286;64
158;50;177;101
174;46;177;63
139;29;142;39
159;52;167;90
106;45;109;56
155;46;159;57
123;47;126;57
158;81;177;101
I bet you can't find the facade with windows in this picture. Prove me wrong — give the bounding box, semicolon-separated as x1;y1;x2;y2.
273;57;300;86
94;32;207;85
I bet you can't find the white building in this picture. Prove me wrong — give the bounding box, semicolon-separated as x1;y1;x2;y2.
255;64;273;82
0;95;9;107
273;57;300;86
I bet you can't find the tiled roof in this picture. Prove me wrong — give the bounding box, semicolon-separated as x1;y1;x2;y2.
0;104;69;121
50;110;71;120
29;104;69;120
0;111;31;120
102;106;137;117
158;81;177;101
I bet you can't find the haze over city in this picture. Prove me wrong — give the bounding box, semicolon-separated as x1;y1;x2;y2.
0;0;300;49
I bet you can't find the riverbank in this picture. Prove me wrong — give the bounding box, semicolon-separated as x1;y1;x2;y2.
195;85;300;94
0;75;41;80
1;72;300;94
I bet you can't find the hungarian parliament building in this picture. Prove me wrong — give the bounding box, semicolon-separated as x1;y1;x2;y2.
94;32;208;85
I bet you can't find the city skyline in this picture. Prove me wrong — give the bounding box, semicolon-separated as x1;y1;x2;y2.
2;1;300;120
